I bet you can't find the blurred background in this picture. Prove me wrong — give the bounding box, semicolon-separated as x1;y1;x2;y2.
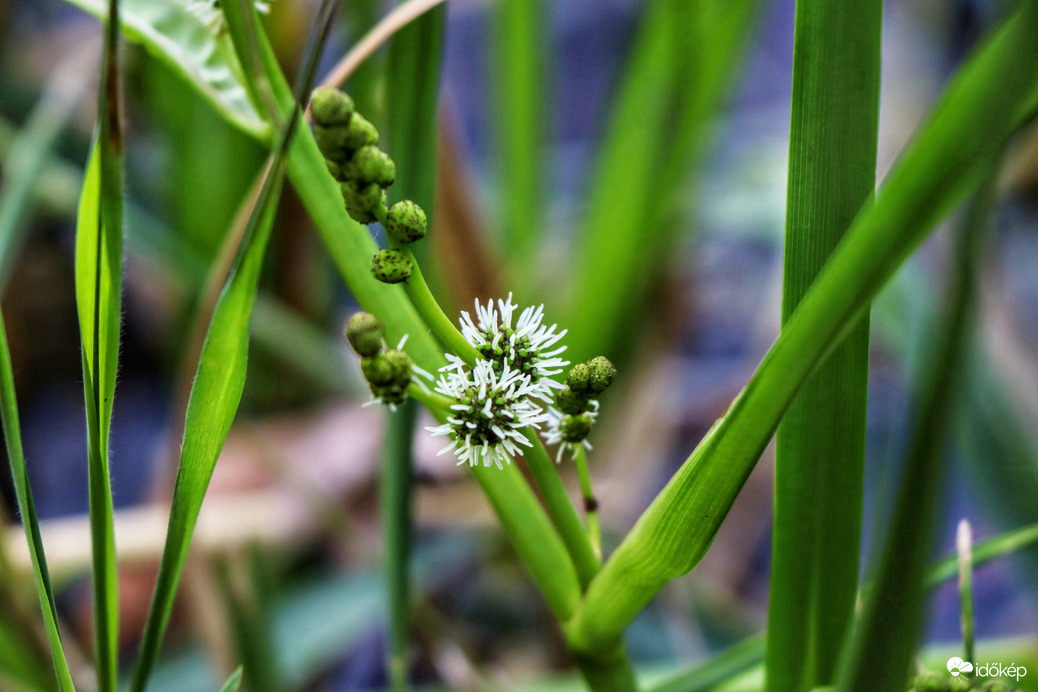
0;0;1037;689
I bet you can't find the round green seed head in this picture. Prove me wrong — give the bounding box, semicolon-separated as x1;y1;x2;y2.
374;382;409;406
352;145;396;187
310;87;354;126
325;158;345;180
560;414;594;443
342;113;379;150
345;201;377;224
361;354;395;386
386;200;427;244
555;386;588;415
371;249;412;284
587;356;617;395
566;362;592;392
345;312;384;357
383;349;413;384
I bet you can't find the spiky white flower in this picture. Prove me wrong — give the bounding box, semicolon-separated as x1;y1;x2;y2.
427;357;548;469
542;400;599;463
458;293;568;401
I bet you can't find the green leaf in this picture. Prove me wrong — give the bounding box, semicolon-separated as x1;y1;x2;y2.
766;2;880;690
646;635;765;692
0;311;74;691
218;666;244;692
565;3;1038;657
61;0;269;138
75;2;125;685
129;2;338;686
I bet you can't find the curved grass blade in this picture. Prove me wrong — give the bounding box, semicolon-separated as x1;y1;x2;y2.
129;4;338;689
0;310;74;690
219;666;244;692
646;635;765;692
75;1;125;686
926;522;1038;588
565;3;1038;656
766;2;881;690
836;142;1000;692
61;0;269;139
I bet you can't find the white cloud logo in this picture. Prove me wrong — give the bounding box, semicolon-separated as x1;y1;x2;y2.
947;657;974;678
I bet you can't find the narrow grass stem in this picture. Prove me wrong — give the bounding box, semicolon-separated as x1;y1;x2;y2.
957;519;975;664
574;445;602;560
400;247;481;364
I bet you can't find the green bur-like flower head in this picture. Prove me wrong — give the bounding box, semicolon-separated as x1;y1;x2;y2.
351;145;396;187
309;86;354;126
587;356;617;395
341;181;386;224
555;386;589;415
371;249;412;284
345;312;384;357
386;200;428;244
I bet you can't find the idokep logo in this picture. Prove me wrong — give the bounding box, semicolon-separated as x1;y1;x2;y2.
946;656;1028;683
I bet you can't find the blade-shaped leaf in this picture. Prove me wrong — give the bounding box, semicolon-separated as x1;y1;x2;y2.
75;1;124;685
219;666;244;692
565;3;1038;656
0;310;74;690
61;0;269;138
767;2;881;690
129;2;338;687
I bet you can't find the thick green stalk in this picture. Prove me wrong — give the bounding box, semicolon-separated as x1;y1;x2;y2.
382;401;417;691
766;2;880;691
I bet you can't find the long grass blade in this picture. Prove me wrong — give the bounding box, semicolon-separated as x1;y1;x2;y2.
646;635;765;692
565;4;1038;656
74;1;124;686
766;2;881;690
129;3;338;688
836;149;1000;692
0;312;74;690
927;522;1038;587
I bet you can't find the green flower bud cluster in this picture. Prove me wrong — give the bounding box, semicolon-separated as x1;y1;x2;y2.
310;87;431;286
555;356;617;416
552;356;616;445
345;312;413;406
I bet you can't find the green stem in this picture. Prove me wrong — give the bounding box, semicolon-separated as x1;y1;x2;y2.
521;430;602;587
382;401;418;692
957;519;975;664
568;637;639;692
574;445;602;560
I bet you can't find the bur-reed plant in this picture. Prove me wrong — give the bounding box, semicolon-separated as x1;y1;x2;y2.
1;0;1038;691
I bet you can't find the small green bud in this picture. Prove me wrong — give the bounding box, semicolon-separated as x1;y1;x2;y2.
341;181;385;213
559;414;594;443
586;356;617;395
345;312;384;357
371;249;412;284
310;87;354;126
351;145;396;187
383;349;413;384
342;112;379;150
375;382;409;406
345;199;377;224
361;354;395;386
386;200;427;244
555;386;588;415
566;363;591;392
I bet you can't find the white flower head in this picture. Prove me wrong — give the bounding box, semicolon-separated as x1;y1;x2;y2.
542;400;599;463
458;293;568;400
427;357;548;469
